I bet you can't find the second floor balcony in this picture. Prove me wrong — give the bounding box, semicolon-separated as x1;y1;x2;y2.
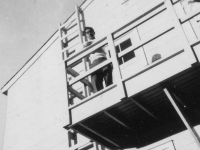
60;0;200;149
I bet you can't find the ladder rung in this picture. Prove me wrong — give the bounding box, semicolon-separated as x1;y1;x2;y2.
61;30;79;41
61;42;80;53
68;87;85;100
69;91;83;100
67;67;94;91
59;19;76;30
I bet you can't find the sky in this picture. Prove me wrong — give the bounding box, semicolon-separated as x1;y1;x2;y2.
0;0;85;149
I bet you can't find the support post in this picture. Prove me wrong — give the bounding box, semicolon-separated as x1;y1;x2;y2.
58;23;71;126
164;88;200;149
107;34;126;99
75;5;91;97
190;18;200;41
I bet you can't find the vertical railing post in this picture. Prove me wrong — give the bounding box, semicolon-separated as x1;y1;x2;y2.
75;5;91;97
58;23;65;60
180;1;200;40
165;0;196;62
58;23;71;125
107;34;126;99
190;18;200;40
164;88;200;149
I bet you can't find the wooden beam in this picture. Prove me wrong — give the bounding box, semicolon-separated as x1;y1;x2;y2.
65;37;107;65
68;87;85;100
107;34;126;99
164;88;200;149
71;128;109;150
103;111;132;130
93;142;99;150
59;18;76;29
130;97;158;120
68;59;112;86
68;84;117;110
68;141;91;150
67;67;94;91
118;26;173;58
79;123;119;147
165;84;187;108
78;142;93;150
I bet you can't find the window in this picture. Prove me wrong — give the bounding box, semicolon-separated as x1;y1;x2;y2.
115;38;135;65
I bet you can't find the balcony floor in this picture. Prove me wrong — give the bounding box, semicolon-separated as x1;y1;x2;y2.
71;65;200;149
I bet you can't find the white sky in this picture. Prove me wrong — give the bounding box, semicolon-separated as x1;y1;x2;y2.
0;0;85;149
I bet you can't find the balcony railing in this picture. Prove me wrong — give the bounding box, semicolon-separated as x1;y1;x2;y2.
59;0;200;126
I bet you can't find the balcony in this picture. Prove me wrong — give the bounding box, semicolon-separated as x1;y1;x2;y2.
62;0;200;149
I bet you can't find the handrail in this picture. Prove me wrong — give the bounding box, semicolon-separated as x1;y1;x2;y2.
65;0;172;103
68;59;112;86
122;50;184;82
181;9;200;23
68;84;117;110
64;37;107;65
118;27;174;58
65;0;197;105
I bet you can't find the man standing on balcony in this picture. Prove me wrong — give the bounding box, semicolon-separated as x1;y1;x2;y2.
83;27;113;92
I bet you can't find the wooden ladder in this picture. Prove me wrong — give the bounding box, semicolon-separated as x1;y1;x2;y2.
58;5;93;103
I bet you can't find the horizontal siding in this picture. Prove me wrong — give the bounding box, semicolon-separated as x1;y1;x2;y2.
3;0;200;149
4;38;69;150
139;125;200;150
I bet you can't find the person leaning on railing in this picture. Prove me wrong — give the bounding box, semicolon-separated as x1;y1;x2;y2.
83;27;113;92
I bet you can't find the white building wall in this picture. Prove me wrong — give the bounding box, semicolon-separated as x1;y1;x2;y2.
2;0;200;149
139;125;200;150
82;0;163;39
3;34;69;150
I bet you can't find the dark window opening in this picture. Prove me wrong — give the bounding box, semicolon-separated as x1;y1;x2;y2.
115;45;120;53
123;51;135;63
115;38;134;65
120;38;132;51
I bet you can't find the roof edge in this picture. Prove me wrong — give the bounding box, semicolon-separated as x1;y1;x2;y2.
1;0;94;96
